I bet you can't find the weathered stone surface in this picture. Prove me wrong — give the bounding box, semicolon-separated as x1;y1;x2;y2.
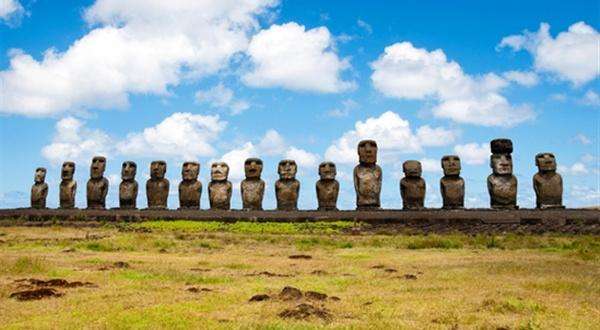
241;158;265;210
488;139;518;209
30;167;48;209
179;161;202;210
276;160;300;211
146;161;169;209
316;162;339;211
119;161;138;209
87;156;108;209
533;153;563;209
354;140;382;210
400;160;425;210
440;155;464;209
209;162;232;210
59;161;76;209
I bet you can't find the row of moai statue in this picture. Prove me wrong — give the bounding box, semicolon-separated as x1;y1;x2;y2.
30;138;564;210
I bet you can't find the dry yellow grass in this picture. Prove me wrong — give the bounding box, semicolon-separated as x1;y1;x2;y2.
0;222;598;329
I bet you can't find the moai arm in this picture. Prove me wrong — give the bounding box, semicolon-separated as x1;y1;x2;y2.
533;175;540;199
353;166;359;194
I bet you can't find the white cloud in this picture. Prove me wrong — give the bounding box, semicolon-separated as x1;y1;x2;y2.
559;162;589;176
116;112;227;160
285;147;320;168
327;99;358;117
453;143;489;165
242;22;355;93
550;93;567;102
573;133;592;145
371;42;534;127
570;185;600;204
257;129;286;156
41;117;112;165
502;70;539;87
581;90;600;107
325;111;457;164
498;22;599;86
0;0;277;117
0;0;24;24
357;19;372;34
420;158;440;173
219;142;258;181
195;83;249;115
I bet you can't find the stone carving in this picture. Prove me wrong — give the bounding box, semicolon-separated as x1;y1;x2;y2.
179;162;202;209
275;160;300;211
440;155;464;209
86;156;109;209
487;139;518;209
241;158;265;210
59;161;77;209
533;153;564;209
119;161;138;209
146;161;169;209
316;162;339;211
30;167;48;209
353;140;382;210
400;160;426;210
209;162;232;210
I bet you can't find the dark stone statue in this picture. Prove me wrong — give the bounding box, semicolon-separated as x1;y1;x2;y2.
59;161;77;209
533;153;564;209
487;139;518;209
400;160;426;210
353;140;382;210
209;162;232;210
241;158;265;210
87;156;109;209
316;161;339;211
440;155;464;209
179;161;202;209
119;161;138;209
275;160;300;211
30;167;48;209
146;160;169;209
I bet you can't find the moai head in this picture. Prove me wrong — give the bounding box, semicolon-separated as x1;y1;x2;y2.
490;139;514;176
403;160;422;178
150;161;167;179
358;140;378;165
244;158;263;179
121;161;137;181
34;167;46;184
319;162;336;180
535;153;557;172
211;162;229;181
61;161;75;180
90;156;106;179
181;161;199;181
441;155;461;176
278;160;297;180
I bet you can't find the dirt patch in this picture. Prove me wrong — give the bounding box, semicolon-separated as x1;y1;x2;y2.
15;278;96;288
371;264;386;269
62;247;76;253
310;270;328;275
401;274;417;280
278;303;331;321
10;288;63;301
305;291;327;301
190;268;211;272
187;287;212;293
10;278;96;301
329;296;341;301
249;294;270;302
384;268;398;273
245;271;292;277
99;261;130;271
279;286;303;300
288;254;312;260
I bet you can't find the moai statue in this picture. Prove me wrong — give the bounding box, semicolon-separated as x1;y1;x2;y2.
487;138;518;209
241;158;265;210
400;160;426;210
533;153;564;209
119;161;138;209
209;162;232;210
353;140;382;210
179;161;202;209
316;162;339;211
87;156;109;209
440;155;465;209
30;167;48;209
59;161;77;209
146;161;169;209
275;160;300;211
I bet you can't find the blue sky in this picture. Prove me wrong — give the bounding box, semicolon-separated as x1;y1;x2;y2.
0;0;598;209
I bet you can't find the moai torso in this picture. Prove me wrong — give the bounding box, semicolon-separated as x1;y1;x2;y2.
87;156;109;209
275;160;300;211
147;161;169;209
440;155;465;209
30;167;48;209
400;160;425;210
59;162;77;209
488;139;518;209
241;158;265;210
209;162;232;210
354;139;382;210
179;161;202;209
316;162;339;211
533;153;563;209
119;161;138;209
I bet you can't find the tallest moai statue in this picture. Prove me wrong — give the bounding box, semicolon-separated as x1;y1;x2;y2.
487;139;518;209
353;140;382;210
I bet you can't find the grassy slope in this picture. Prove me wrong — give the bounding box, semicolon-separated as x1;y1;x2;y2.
0;221;598;329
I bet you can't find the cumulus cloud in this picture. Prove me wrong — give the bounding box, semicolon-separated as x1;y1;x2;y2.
257;129;286;155
419;158;441;173
285;147;320;168
0;0;277;117
218;142;257;180
453;143;489;165
371;42;534;127
581;90;600;107
195;83;250;115
242;22;355;93
498;21;599;86
559;162;589;176
573;133;592;145
502;70;539;87
327;99;358;118
0;0;24;25
325;111;458;164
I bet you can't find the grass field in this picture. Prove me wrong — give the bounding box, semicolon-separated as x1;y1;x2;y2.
0;221;598;329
